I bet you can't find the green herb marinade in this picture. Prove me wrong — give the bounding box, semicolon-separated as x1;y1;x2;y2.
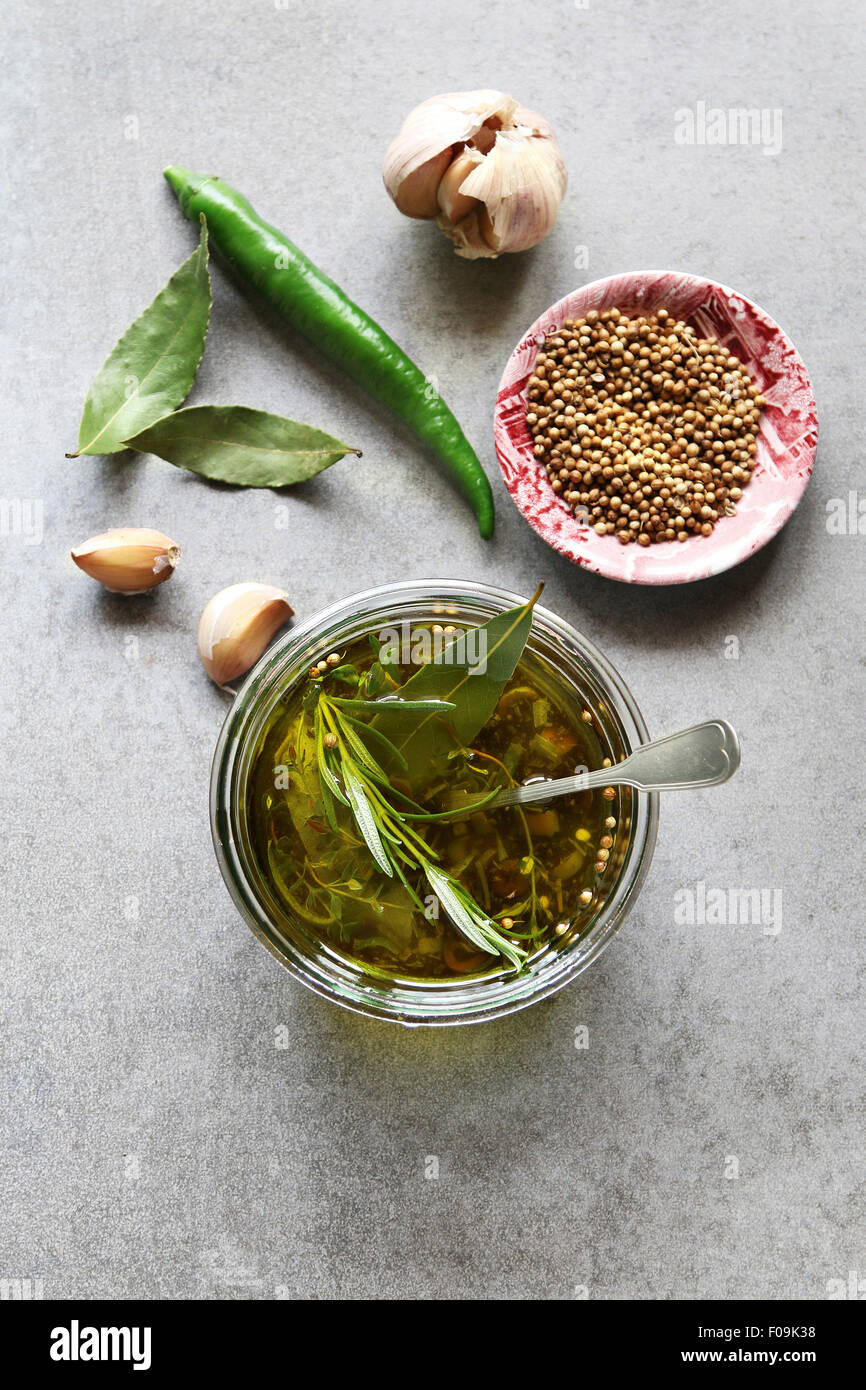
247;625;623;981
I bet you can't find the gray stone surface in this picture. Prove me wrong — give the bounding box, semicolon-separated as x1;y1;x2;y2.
2;0;863;1301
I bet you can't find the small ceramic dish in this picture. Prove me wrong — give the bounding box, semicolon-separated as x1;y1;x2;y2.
494;270;818;585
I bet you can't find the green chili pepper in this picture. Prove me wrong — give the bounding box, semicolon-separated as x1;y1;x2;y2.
163;166;495;538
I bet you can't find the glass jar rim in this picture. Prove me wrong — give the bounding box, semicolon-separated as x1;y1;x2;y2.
210;578;658;1026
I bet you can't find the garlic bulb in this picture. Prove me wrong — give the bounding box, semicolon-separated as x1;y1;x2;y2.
198;583;294;687
71;528;180;593
383;90;567;259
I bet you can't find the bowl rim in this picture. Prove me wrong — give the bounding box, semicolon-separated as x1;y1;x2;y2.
209;578;659;1026
494;268;819;586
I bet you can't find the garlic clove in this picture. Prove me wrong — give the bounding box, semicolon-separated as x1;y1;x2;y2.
436;148;483;224
392;148;453;219
71;528;180;593
197;583;294;688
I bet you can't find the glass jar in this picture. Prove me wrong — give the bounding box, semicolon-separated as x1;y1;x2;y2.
210;579;658;1026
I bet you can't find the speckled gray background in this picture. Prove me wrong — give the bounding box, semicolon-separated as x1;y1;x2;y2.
2;0;863;1300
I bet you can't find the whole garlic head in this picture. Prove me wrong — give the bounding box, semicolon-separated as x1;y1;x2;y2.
383;90;567;259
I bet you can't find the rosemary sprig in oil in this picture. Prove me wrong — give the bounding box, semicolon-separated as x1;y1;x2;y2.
311;681;527;971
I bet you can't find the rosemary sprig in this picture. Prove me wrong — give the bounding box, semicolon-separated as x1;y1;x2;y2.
312;685;528;971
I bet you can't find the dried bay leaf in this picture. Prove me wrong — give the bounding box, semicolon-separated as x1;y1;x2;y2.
124;405;361;487
374;585;544;786
69;217;211;456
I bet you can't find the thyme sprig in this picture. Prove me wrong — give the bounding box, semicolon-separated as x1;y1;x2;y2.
312;683;527;971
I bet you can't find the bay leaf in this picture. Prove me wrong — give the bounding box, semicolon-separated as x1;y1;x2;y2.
374;585;544;786
124;405;361;486
69;217;211;456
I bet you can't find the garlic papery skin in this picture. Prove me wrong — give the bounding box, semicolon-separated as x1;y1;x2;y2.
383;91;567;258
71;528;180;593
197;583;294;688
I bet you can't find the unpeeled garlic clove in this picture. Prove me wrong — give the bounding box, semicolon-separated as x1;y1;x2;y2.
436;148;483;224
71;528;180;593
383;90;567;258
197;583;294;688
394;148;453;219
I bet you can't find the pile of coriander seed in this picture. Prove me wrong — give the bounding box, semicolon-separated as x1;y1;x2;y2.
525;307;765;546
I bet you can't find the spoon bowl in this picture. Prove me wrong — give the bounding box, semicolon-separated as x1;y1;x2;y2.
485;719;740;810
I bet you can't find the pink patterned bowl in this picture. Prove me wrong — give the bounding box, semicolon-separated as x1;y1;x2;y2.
494;271;818;585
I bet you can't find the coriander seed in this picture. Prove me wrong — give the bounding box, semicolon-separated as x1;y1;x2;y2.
526;308;765;545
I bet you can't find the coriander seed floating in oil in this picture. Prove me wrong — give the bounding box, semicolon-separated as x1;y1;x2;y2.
70;528;180;593
383;90;568;258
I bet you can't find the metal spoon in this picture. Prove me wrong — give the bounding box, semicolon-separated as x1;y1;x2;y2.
483;719;741;810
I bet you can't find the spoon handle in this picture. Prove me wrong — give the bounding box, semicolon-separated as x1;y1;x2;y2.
487;720;740;808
